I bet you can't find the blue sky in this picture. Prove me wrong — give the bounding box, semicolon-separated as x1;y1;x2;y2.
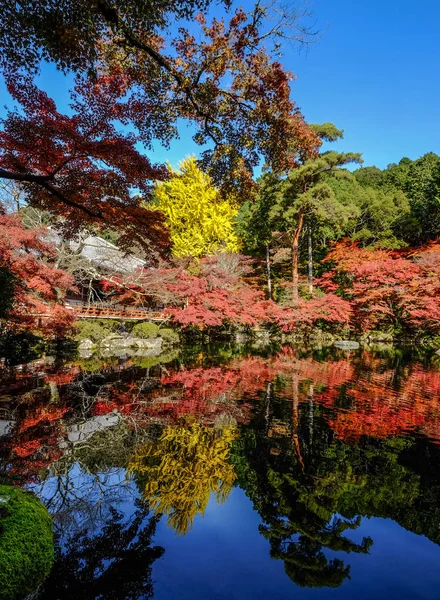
1;0;439;171
289;0;440;168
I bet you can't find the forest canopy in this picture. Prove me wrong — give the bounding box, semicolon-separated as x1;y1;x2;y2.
0;1;439;339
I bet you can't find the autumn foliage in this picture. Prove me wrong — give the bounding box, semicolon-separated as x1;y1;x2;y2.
0;76;170;255
320;241;440;332
153;157;241;258
102;253;353;331
0;211;74;334
3;348;440;486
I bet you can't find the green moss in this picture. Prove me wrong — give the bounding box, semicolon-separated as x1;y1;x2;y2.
77;355;108;372
131;322;160;339
0;485;54;600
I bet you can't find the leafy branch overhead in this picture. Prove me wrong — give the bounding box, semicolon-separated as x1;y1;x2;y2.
0;0;321;213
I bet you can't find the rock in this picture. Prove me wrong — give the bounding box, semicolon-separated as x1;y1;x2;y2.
64;413;121;445
334;340;360;350
360;330;394;343
78;338;94;350
0;420;15;437
235;332;251;344
99;348;131;359
100;333;126;347
78;339;95;358
132;347;163;358
100;334;163;351
131;337;163;350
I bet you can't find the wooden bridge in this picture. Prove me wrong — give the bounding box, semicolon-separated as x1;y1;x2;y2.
65;301;166;321
28;301;167;322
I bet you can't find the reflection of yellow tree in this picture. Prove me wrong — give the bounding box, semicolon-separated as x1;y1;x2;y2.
128;423;238;535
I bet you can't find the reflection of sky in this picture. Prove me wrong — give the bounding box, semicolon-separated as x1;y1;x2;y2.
24;463;440;599
152;487;440;600
29;463;139;543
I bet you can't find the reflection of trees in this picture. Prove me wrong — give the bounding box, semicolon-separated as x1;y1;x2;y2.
2;345;440;594
129;422;238;535
35;463;137;537
232;401;423;588
272;539;350;588
3;346;440;488
35;502;164;600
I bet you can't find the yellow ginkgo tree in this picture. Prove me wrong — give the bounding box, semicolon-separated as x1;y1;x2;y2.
153;156;241;258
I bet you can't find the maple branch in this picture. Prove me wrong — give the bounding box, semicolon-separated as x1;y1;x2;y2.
96;0;221;142
97;2;184;85
39;183;103;220
253;0;319;47
0;168;52;184
0;167;102;219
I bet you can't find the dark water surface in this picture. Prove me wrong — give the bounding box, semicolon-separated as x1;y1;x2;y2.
1;343;440;599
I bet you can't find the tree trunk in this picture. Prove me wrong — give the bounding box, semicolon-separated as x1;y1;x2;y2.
308;382;314;447
266;244;272;300
291;208;305;302
292;370;304;471
265;381;272;433
308;225;313;295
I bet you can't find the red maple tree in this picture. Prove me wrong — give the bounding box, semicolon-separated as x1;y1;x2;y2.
0;75;170;254
0;210;75;334
102;254;354;330
320;241;440;332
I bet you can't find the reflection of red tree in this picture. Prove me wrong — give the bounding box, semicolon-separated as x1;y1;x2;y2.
1;389;71;482
323;365;440;443
91;371;253;426
0;365;79;396
18;406;70;433
2;349;440;485
162;351;440;445
45;370;80;386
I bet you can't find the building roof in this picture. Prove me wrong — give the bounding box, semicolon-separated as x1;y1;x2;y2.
47;229;146;274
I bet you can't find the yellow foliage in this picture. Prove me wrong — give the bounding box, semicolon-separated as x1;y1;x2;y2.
153;156;241;258
128;422;238;535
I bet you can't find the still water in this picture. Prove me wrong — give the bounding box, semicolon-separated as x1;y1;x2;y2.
1;343;440;599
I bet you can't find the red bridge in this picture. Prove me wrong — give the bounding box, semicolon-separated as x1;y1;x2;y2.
65;301;167;321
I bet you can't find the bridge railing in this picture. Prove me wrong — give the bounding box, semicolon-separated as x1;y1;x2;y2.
65;301;166;321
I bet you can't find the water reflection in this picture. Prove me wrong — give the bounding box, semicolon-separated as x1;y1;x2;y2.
37;495;164;600
1;344;440;598
129;422;237;535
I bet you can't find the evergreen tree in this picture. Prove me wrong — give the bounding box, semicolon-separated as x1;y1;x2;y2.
267;123;362;299
326;176;410;248
354;153;440;245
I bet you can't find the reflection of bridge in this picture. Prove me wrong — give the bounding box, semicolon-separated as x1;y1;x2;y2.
65;301;166;321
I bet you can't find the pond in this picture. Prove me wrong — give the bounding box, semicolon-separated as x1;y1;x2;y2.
1;342;440;599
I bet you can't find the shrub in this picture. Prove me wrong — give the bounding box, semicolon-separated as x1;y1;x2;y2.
75;320;109;343
77;355;107;372
158;328;180;345
95;319;121;332
131;322;160;339
0;485;54;600
75;319;125;343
